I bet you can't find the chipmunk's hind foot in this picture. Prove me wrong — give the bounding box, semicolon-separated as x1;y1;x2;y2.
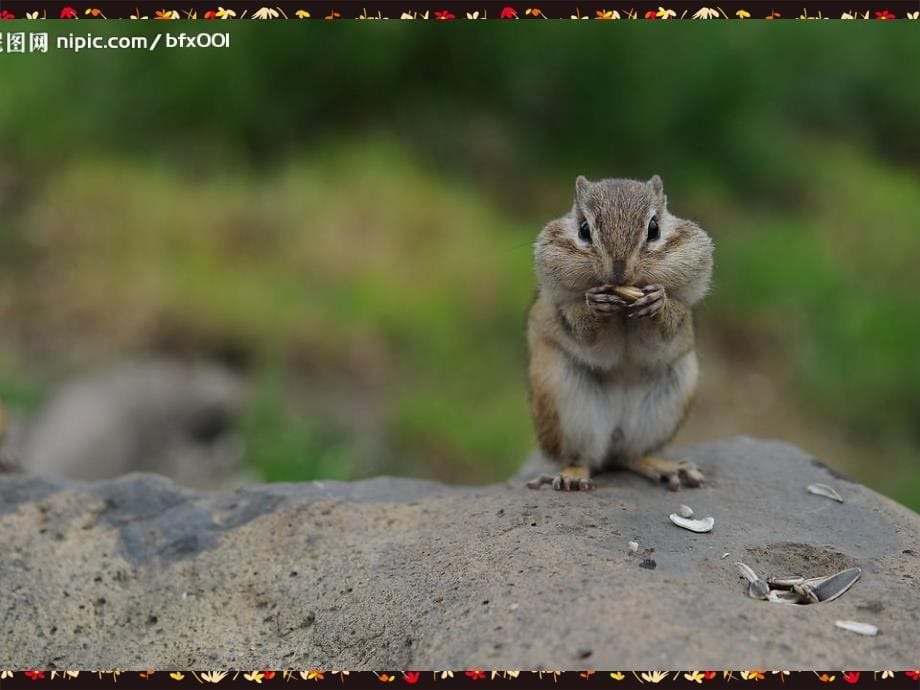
628;456;703;491
526;464;594;491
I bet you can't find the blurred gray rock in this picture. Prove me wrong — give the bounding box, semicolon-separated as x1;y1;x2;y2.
4;360;252;489
0;437;917;668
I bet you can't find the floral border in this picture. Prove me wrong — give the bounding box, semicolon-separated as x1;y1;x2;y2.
1;671;920;689
0;0;919;20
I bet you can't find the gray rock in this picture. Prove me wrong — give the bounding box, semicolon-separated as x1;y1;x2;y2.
4;360;251;489
0;437;917;669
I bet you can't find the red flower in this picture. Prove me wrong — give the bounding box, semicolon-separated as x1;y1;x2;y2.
703;673;717;681
906;671;920;682
465;671;486;681
25;671;47;681
433;9;455;19
262;671;276;681
874;9;896;19
203;9;217;18
644;10;657;18
59;6;78;17
0;9;15;18
842;673;860;685
500;6;518;18
403;673;420;684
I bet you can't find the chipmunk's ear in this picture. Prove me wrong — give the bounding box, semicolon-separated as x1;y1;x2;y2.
575;175;591;202
648;174;664;198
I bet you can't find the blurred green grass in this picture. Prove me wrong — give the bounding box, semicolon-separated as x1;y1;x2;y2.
0;25;918;507
1;140;538;483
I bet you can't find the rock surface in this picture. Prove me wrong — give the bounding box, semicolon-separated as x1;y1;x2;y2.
1;437;918;669
2;360;250;490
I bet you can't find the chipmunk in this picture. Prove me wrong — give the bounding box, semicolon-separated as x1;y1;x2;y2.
526;174;713;491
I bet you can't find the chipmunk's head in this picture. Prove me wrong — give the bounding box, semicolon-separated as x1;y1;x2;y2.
535;175;713;304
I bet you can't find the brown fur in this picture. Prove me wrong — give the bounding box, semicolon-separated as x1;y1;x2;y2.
527;174;714;486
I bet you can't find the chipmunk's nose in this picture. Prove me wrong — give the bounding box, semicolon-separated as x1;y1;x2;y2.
610;260;627;285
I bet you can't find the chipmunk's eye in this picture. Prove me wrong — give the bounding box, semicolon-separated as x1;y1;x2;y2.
578;219;592;244
647;216;660;242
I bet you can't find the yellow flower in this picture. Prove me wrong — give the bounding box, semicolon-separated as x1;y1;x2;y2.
610;673;625;681
692;7;720;18
295;9;310;17
170;673;185;681
656;7;676;18
244;672;265;683
684;672;705;684
735;9;750;18
640;672;669;684
252;6;280;19
199;672;229;684
215;6;236;18
741;672;765;681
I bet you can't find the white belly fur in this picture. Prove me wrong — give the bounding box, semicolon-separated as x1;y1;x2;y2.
551;351;698;469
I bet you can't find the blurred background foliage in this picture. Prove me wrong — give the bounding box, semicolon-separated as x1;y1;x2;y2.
0;25;918;507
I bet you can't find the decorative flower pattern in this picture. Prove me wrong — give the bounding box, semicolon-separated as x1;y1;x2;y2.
0;670;918;685
0;3;915;19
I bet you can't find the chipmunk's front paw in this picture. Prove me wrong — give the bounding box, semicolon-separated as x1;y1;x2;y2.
585;286;629;314
526;465;594;491
627;284;666;319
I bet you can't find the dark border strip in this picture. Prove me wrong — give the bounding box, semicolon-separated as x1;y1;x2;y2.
0;0;919;19
1;671;920;690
